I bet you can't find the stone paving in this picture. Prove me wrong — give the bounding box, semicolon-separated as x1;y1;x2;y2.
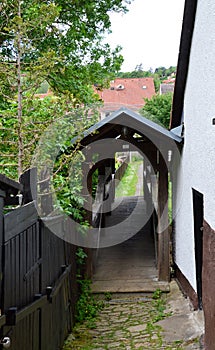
63;282;204;350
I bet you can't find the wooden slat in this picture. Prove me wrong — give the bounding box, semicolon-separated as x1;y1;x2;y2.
21;230;27;307
4;201;38;241
11;238;16;306
15;235;20;307
4;241;11;310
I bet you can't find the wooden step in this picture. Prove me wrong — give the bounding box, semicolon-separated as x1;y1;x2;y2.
91;279;170;293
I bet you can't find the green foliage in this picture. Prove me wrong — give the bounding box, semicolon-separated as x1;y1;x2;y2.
0;96;99;178
75;279;103;328
76;248;88;268
118;69;152;79
92;169;98;200
131;153;142;162
35;102;99;223
152;298;166;323
36;81;49;94
0;0;129;103
115;157;122;170
75;247;103;329
146;321;163;346
152;288;163;300
151;289;172;323
153;77;161;93
104;291;112;301
0;96;100;231
155;65;176;80
75;248;103;328
141;92;173;129
0;0;131;179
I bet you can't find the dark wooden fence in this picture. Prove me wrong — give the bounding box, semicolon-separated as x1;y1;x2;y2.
0;170;78;350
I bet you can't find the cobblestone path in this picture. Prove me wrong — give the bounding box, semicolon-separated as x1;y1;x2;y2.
63;292;201;350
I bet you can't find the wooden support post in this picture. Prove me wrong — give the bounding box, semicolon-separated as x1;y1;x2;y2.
142;158;145;197
157;154;170;282
111;157;115;203
143;157;147;200
87;167;92;226
82;154;92;226
144;159;152;217
105;160;112;215
82;155;94;278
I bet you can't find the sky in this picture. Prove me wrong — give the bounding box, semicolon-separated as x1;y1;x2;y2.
107;0;185;72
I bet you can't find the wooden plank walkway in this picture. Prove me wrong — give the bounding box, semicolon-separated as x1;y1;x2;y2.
92;196;169;293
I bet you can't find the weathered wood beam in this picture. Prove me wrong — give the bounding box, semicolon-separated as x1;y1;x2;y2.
157;154;170;282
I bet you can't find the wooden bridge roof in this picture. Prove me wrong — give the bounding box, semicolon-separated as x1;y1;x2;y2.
77;107;182;148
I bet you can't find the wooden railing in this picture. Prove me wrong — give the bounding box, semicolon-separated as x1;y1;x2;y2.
114;157;128;186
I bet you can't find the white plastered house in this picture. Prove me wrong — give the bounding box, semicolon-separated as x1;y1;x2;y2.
171;0;215;346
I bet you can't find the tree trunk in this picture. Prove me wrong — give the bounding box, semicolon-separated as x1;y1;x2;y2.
17;0;23;177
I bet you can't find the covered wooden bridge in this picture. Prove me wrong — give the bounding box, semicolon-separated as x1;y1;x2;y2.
77;108;182;292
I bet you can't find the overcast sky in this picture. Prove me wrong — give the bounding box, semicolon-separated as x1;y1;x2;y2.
107;0;185;72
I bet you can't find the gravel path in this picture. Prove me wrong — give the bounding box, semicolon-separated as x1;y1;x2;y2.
62;162;204;350
63;282;203;349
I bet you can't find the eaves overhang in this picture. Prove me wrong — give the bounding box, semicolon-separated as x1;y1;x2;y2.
73;107;182;148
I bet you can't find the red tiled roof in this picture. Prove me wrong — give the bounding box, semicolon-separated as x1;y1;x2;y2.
95;77;155;113
162;78;176;84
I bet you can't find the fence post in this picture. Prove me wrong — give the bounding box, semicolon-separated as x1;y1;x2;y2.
20;167;37;205
157;154;170;282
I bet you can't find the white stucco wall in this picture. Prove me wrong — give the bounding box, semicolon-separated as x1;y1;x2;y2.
174;0;215;291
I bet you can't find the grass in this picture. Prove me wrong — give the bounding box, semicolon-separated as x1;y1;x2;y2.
115;160;142;197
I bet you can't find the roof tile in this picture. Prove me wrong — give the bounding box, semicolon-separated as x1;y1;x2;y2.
95;77;156;113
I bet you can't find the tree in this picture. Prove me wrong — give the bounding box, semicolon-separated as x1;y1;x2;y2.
0;0;65;176
0;0;132;177
154;66;176;81
0;0;131;102
140;92;173;129
135;63;143;72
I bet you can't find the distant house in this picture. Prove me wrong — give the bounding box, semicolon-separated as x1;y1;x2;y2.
95;77;156;119
159;83;174;95
162;77;176;84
